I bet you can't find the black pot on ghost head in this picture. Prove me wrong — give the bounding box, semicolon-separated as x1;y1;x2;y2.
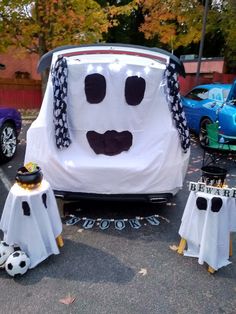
16;165;43;189
201;165;227;187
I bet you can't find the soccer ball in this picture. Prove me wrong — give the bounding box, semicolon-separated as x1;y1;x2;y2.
5;251;30;277
0;241;14;268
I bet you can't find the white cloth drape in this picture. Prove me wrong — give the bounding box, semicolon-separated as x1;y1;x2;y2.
179;191;236;270
0;180;62;269
25;56;189;195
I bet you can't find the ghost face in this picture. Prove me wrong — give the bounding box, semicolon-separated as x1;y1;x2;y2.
26;53;189;195
67;57;169;156
84;73;146;155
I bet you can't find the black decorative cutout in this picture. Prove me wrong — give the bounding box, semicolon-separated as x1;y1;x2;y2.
211;197;223;213
85;73;106;104
196;197;207;210
42;193;47;208
125;76;146;106
22;201;31;216
86;130;133;156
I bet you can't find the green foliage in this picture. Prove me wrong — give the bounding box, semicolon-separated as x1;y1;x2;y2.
136;0;236;72
219;0;236;72
0;0;136;56
138;0;204;51
0;0;235;72
102;1;146;45
197;0;236;72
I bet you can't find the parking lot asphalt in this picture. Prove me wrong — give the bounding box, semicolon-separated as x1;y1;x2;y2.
0;120;235;314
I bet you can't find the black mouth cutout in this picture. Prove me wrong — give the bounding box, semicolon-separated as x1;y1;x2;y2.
86;130;133;156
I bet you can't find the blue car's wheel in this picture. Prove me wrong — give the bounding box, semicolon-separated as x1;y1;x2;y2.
199;118;212;147
0;122;17;163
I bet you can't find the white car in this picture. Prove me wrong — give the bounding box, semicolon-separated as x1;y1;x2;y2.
25;44;190;203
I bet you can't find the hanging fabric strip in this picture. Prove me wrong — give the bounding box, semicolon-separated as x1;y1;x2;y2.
52;56;71;149
164;62;190;153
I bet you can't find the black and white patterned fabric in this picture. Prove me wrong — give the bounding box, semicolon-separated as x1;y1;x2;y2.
164;62;190;153
52;56;71;149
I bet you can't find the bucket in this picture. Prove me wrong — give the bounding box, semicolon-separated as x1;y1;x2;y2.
201;165;227;187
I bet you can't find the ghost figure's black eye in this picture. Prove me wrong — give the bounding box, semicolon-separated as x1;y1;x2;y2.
125;76;146;106
211;197;223;213
196;197;207;210
85;73;106;104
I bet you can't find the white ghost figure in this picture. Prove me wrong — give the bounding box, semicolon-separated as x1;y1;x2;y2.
25;45;190;201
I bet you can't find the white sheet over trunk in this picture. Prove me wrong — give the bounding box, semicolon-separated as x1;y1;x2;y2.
25;53;189;195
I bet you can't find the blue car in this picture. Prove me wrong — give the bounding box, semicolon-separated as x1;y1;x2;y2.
0;108;22;163
182;80;236;145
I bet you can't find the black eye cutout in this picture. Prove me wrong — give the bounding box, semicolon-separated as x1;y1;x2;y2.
85;73;106;104
196;197;207;210
211;197;223;213
125;76;146;106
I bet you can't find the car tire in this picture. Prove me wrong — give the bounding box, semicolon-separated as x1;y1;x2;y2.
199;118;212;147
0;122;17;163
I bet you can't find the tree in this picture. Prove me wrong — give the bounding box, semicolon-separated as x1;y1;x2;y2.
0;0;137;55
217;0;236;72
0;0;136;89
138;0;204;52
197;0;236;72
0;1;102;53
97;0;146;45
137;0;236;73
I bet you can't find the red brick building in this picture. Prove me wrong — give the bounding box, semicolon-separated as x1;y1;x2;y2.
0;49;235;109
0;48;40;80
0;48;41;109
180;56;235;95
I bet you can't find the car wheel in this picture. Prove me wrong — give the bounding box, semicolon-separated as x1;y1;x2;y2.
0;122;17;163
199;118;212;147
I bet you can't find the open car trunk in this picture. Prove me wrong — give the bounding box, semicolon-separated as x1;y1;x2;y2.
25;44;190;203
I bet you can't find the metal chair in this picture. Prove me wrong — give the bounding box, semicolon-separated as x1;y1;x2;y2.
202;122;236;166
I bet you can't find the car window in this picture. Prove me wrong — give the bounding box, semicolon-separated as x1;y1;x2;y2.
185;88;209;101
208;88;223;101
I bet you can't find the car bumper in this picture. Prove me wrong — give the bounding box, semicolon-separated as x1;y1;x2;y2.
54;190;173;204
